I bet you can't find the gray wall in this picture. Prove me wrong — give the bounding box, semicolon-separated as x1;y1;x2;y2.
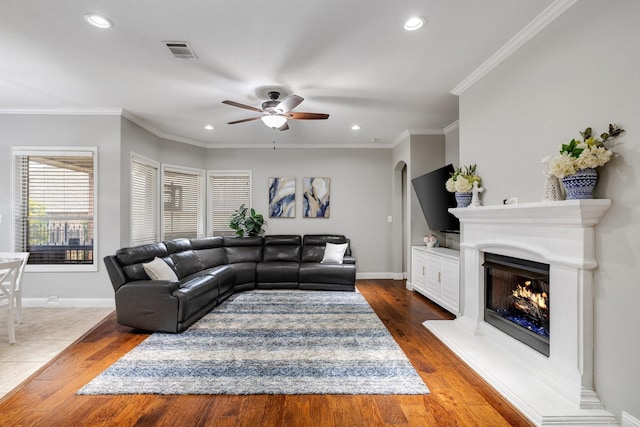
0;114;122;303
120;118;207;246
409;134;446;245
458;0;640;420
205;147;393;276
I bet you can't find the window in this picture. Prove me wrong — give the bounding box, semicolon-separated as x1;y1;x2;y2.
162;165;205;240
13;147;97;271
130;154;159;246
207;171;251;236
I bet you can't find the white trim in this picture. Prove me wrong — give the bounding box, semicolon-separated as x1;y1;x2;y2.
451;0;578;96
0;108;122;116
22;298;115;308
622;412;640;427
356;272;395;280
443;120;459;134
10;146;99;272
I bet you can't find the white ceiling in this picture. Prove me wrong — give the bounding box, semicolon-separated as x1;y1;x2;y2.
0;0;555;148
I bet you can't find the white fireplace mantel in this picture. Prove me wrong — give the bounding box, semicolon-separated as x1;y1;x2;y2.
424;200;618;426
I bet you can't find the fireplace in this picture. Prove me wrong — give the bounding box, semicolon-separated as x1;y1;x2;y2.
423;200;617;426
483;253;550;356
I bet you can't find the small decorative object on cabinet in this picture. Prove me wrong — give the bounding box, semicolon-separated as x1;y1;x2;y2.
410;246;459;315
446;164;481;208
547;123;624;199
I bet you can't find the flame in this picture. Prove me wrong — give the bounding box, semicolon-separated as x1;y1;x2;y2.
512;280;548;309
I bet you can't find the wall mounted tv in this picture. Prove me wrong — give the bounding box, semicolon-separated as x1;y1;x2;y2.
411;164;460;233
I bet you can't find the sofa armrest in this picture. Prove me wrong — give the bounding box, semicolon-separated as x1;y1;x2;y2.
343;255;356;265
114;280;180;332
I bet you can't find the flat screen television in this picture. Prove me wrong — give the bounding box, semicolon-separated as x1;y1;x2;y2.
411;164;459;233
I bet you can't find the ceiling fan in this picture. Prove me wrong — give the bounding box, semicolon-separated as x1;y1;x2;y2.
223;91;329;131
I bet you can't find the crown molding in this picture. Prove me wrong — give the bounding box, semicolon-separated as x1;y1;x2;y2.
450;0;577;96
0;108;122;115
443;120;459;134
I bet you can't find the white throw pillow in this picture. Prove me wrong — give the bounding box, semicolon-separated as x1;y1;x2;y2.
143;257;178;282
320;242;348;264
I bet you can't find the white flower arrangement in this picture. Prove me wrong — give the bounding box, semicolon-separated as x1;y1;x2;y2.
548;124;624;179
445;164;480;193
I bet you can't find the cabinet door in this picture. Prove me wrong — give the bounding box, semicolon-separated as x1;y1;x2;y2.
411;249;427;292
440;258;459;311
425;256;441;297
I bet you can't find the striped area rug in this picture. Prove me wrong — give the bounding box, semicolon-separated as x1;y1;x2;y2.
78;290;429;395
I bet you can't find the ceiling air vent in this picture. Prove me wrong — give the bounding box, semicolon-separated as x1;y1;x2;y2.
163;41;197;59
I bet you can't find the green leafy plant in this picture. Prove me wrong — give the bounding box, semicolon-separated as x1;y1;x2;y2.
229;204;265;237
548;124;625;178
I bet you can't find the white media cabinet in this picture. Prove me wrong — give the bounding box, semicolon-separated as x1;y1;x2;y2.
410;246;460;315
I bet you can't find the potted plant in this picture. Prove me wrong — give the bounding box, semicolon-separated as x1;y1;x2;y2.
548;124;624;199
445;164;481;207
229;204;265;236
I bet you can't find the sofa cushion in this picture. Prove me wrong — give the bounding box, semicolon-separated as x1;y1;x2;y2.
263;235;301;262
170;250;205;279
301;235;350;262
143;257;179;282
223;236;263;263
173;275;220;322
117;242;168;265
196;247;227;269
299;262;356;286
257;262;299;284
164;238;193;254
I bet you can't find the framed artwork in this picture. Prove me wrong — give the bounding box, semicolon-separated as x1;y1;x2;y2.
303;177;330;218
268;177;296;218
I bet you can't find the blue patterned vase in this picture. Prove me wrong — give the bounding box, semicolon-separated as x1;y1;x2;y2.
455;191;472;207
562;168;598;199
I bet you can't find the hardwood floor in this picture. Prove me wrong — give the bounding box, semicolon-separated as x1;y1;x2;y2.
0;280;533;426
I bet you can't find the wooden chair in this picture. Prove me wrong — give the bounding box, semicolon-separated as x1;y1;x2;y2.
0;252;29;323
0;259;24;344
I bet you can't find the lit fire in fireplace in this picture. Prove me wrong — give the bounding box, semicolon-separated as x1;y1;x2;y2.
512;280;548;311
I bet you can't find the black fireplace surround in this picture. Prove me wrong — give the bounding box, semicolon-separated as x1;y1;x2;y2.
483;253;550;356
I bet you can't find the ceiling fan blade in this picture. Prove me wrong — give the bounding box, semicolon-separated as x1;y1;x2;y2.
222;100;263;113
276;94;304;113
278;122;290;131
288;112;329;120
227;116;263;125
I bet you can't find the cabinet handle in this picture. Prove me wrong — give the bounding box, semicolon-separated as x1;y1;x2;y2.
438;272;441;283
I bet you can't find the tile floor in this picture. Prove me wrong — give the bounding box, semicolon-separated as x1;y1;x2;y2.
0;307;113;399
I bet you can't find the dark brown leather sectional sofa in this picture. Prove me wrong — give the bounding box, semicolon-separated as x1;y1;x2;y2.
103;234;356;332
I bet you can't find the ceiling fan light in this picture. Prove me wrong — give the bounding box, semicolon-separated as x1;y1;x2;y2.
261;115;287;129
84;13;112;29
404;16;425;31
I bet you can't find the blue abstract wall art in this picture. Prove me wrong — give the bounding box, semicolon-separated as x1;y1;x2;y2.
268;177;296;218
303;177;330;218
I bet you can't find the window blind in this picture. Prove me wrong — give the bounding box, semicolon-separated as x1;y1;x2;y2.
207;171;251;236
130;155;159;245
162;166;204;240
13;149;96;268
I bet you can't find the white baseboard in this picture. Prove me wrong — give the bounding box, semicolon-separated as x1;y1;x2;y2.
22;298;115;308
622;411;640;427
356;272;404;280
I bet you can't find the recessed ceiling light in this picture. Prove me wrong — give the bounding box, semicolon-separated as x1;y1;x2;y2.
84;13;112;29
404;16;425;31
351;125;361;130
204;125;214;130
